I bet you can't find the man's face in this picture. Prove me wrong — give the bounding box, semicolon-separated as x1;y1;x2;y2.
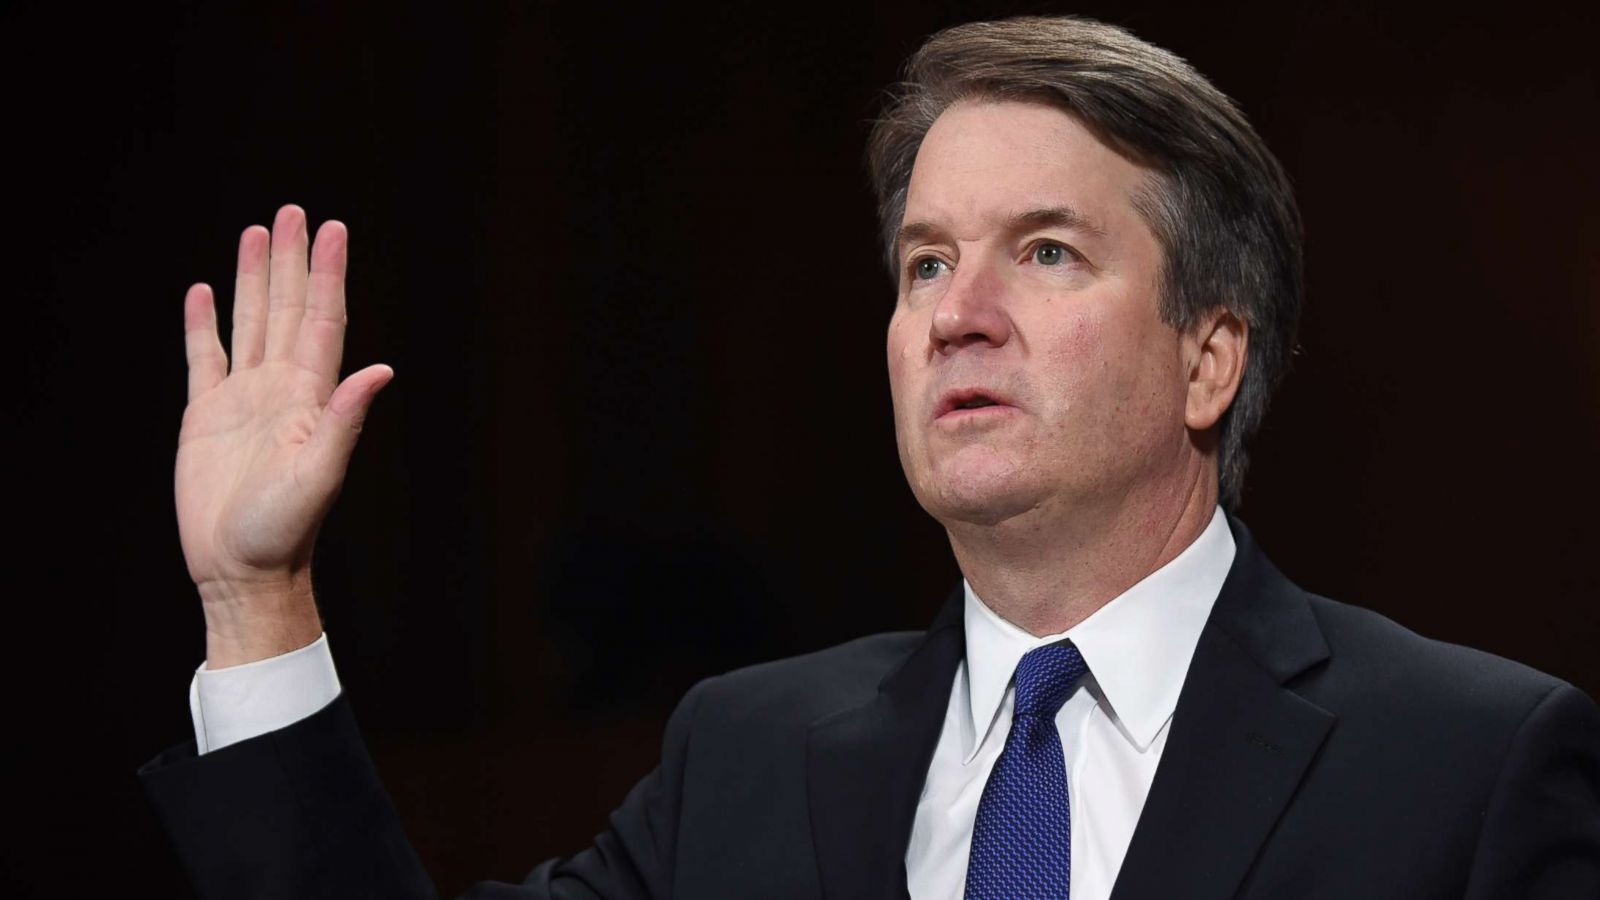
887;99;1195;530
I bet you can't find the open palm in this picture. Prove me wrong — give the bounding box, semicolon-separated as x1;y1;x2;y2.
176;205;392;601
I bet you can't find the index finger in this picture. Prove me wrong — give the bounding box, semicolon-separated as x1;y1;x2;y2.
292;219;349;391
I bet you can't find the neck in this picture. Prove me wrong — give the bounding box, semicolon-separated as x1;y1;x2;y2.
945;469;1218;637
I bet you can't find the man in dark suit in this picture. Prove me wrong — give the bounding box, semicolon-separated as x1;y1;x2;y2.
144;15;1600;899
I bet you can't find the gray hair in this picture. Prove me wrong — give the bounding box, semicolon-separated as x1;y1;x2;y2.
867;16;1303;510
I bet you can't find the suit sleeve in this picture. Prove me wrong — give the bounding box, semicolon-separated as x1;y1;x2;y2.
140;679;712;900
1462;682;1600;899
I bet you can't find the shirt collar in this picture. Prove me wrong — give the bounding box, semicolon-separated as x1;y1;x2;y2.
961;507;1236;760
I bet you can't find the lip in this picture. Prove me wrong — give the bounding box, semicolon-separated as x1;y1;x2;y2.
934;387;1019;421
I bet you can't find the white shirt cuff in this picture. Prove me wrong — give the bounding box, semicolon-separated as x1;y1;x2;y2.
189;632;342;755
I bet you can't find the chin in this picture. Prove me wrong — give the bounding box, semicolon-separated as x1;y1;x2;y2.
914;449;1043;528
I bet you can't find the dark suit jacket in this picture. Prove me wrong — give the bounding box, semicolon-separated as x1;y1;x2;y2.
141;519;1600;898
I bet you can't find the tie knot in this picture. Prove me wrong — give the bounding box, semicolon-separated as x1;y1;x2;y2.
1013;642;1088;720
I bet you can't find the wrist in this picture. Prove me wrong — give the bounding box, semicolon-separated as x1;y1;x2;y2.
198;571;323;668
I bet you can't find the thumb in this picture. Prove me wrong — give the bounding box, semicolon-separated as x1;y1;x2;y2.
302;364;395;488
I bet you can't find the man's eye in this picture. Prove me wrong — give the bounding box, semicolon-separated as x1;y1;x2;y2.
1034;243;1069;266
912;258;947;280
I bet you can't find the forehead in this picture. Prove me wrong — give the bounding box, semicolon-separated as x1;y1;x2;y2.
905;99;1153;236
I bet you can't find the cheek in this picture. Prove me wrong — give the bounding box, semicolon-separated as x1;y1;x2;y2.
1051;309;1103;359
885;312;919;407
1038;310;1110;404
1039;307;1181;433
884;313;930;487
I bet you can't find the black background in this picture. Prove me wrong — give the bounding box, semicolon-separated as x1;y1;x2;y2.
6;1;1598;896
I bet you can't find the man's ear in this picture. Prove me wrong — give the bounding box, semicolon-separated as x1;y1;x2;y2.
1185;307;1248;432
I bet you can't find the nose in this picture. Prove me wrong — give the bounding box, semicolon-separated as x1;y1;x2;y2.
928;256;1013;354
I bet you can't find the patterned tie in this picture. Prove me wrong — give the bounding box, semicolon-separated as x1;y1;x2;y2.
964;641;1089;900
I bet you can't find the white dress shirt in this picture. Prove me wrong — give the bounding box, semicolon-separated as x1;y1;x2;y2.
189;631;342;754
190;509;1234;899
906;508;1235;900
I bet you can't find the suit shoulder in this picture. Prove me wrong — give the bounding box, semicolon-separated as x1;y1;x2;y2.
1302;593;1590;724
694;630;926;723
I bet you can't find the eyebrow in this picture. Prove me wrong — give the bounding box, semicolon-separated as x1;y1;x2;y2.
894;205;1109;262
1006;205;1108;239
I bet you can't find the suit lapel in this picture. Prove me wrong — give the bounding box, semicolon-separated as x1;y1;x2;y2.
1110;518;1335;900
803;519;1334;900
806;591;965;900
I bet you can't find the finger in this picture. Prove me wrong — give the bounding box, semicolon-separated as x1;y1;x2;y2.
300;364;394;494
264;204;309;362
184;283;228;401
230;225;270;370
293;220;349;391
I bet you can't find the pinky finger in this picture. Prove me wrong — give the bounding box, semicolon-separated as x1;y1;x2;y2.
184;283;229;401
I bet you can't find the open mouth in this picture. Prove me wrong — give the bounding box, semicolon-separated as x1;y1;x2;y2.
936;389;1012;419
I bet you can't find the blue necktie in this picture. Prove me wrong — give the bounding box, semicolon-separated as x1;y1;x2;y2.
964;641;1089;900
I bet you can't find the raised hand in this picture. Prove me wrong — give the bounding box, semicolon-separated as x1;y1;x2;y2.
176;205;392;666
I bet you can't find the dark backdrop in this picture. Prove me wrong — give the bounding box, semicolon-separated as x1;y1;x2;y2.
6;1;1598;896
